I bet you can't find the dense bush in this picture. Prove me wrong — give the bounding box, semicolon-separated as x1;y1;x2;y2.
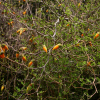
0;0;100;100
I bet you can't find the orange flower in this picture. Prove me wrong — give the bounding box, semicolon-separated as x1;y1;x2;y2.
16;53;19;58
46;9;48;13
8;21;13;25
94;33;99;39
2;44;8;50
23;29;26;32
88;28;90;31
87;62;91;66
10;21;13;25
1;44;8;53
23;0;26;2
2;12;4;14
81;34;83;37
29;38;33;43
66;24;69;27
0;53;5;58
17;30;19;33
1;85;4;91
34;42;37;45
43;45;47;53
58;4;61;7
0;2;1;4
29;36;35;43
28;61;33;67
22;56;27;62
8;23;10;25
13;12;15;14
75;44;79;47
23;11;26;15
52;44;62;50
89;41;92;46
2;48;5;53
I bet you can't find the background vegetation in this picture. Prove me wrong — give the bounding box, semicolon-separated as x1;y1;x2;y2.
0;0;100;100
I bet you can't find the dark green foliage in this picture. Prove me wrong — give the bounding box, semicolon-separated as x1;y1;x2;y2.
0;0;100;100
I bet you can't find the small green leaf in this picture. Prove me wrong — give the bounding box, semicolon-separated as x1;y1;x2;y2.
4;9;6;13
82;61;86;65
15;87;20;92
13;92;17;96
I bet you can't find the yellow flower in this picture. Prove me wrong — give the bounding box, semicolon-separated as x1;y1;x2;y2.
1;85;4;91
58;4;61;7
78;3;81;7
10;21;13;25
17;28;27;35
20;47;27;50
26;83;33;93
